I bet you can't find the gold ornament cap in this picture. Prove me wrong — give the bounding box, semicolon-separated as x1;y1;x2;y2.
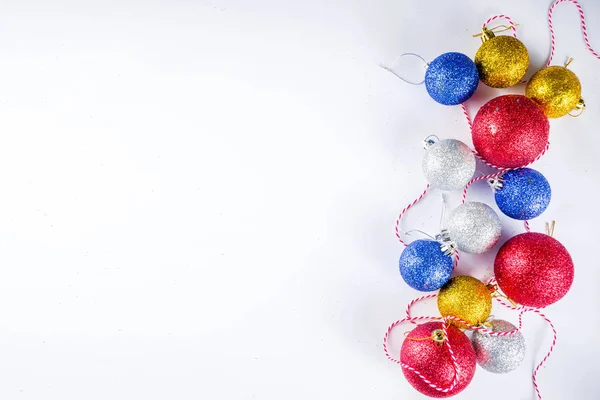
437;275;492;329
525;65;582;118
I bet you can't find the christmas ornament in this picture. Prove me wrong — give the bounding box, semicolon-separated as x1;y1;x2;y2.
447;202;501;254
490;168;551;220
422;138;476;191
399;239;453;292
472;319;526;373
526;63;584;118
425;52;479;105
438;276;492;329
472;95;550;168
495;230;574;308
401;321;476;397
474;28;529;88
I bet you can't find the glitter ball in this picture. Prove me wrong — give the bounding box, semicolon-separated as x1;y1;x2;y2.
401;321;476;398
422;139;476;191
495;232;574;308
438;276;492;329
425;52;479;106
399;239;453;292
475;35;529;88
472;319;526;374
447;202;501;254
526;66;582;118
472;95;550;168
495;168;551;220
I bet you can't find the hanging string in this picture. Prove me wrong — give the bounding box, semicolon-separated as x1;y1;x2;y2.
530;308;558;400
525;220;531;232
546;0;600;66
395;184;430;246
482;14;518;38
461;171;503;204
380;53;429;85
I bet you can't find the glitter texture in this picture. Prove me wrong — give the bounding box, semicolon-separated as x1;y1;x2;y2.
495;232;574;308
475;36;529;88
472;95;550;168
438;276;492;329
471;319;526;374
447;202;501;254
401;322;476;398
399;239;453;292
495;168;551;220
422;139;476;191
425;52;479;106
526;66;581;118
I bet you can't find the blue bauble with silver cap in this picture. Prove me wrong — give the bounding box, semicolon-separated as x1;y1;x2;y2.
490;168;551;220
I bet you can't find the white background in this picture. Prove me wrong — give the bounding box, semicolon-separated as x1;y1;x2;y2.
0;0;598;398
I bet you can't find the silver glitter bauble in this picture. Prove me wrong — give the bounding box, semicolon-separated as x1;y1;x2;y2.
422;139;476;191
472;319;526;373
447;202;501;254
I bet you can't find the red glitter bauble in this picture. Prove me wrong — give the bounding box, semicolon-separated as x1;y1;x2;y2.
495;232;574;308
472;95;550;168
401;322;476;398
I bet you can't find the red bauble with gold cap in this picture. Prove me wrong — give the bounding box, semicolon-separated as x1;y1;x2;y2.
401;322;476;398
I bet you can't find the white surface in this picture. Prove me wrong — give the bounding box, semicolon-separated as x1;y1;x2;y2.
0;0;598;399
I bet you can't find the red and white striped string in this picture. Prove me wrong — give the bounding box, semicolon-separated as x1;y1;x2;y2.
547;0;600;66
395;184;430;246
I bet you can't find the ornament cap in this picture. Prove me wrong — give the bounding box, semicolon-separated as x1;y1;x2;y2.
436;229;457;256
487;176;504;191
422;135;439;149
431;329;446;344
480;27;495;42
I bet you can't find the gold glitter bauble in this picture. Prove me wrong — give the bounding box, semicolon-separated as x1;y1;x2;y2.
474;36;529;88
438;276;492;329
525;66;582;118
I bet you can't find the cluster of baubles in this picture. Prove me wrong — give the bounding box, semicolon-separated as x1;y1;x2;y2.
396;26;577;398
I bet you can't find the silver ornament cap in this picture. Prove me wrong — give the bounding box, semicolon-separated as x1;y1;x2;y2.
447;201;501;254
422;138;476;191
472;319;526;373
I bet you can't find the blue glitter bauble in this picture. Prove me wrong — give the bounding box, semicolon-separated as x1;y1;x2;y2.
399;239;453;292
495;168;551;220
425;52;479;105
